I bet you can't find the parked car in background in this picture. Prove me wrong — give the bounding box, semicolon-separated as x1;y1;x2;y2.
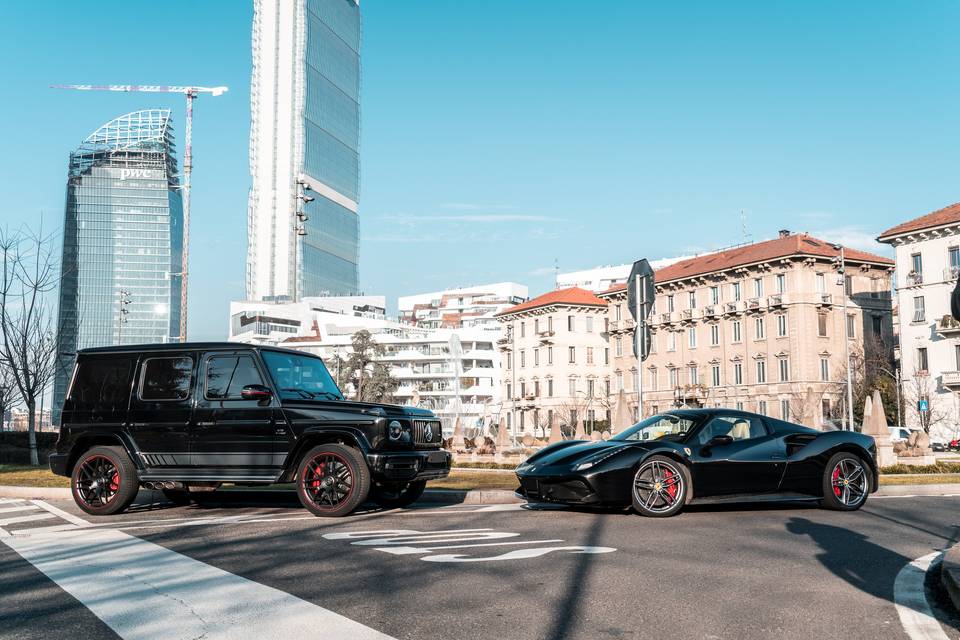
949;438;960;452
888;427;912;443
932;441;946;452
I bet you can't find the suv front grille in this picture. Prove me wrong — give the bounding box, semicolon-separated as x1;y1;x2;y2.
412;419;442;447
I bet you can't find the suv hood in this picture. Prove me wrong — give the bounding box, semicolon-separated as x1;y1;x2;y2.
280;398;436;419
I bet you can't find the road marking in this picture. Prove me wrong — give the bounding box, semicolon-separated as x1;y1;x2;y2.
894;551;950;640
0;513;56;526
0;505;40;514
2;528;395;640
31;499;91;527
323;527;618;563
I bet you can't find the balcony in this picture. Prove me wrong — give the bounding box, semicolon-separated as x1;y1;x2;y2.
817;293;833;307
660;312;675;325
936;315;960;337
680;309;694;322
723;301;742;316
747;298;762;312
537;330;555;344
945;266;960;282
767;294;783;307
703;305;717;318
943;371;960;388
905;272;923;287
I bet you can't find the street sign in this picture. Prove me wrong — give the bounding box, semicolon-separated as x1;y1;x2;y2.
627;259;655;360
918;398;929;413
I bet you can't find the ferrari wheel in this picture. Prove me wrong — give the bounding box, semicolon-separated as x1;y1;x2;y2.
631;456;688;517
821;452;870;511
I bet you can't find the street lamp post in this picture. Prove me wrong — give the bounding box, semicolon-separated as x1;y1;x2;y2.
292;180;313;302
834;245;855;430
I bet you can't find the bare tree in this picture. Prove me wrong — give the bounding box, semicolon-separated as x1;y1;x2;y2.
0;360;18;432
0;228;61;465
903;371;949;434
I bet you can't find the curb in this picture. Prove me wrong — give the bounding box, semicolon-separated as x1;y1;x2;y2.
0;485;70;500
942;544;960;614
874;484;960;497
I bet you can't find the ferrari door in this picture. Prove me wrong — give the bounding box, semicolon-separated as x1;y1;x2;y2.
689;415;785;497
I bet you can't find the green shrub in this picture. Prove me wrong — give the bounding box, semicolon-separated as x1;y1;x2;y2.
880;462;960;475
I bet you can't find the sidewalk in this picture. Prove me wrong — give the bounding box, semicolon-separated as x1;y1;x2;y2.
942;544;960;614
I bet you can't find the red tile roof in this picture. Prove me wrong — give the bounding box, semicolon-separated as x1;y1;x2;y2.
598;233;892;291
496;287;607;317
877;203;960;241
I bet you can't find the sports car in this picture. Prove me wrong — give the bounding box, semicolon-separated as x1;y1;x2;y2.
515;409;878;517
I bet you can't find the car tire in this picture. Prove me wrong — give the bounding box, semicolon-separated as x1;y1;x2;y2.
70;445;139;516
631;455;689;518
371;480;427;509
161;489;193;506
821;452;871;511
296;444;370;517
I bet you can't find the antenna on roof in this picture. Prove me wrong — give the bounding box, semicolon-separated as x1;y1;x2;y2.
740;209;751;243
554;258;559;289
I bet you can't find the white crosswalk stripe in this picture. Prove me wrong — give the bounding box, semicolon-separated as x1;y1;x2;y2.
0;513;57;526
0;505;41;514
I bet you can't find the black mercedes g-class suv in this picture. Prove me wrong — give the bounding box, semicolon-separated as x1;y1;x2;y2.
50;342;451;517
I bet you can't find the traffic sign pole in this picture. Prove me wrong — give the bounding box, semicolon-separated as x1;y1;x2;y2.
635;274;644;421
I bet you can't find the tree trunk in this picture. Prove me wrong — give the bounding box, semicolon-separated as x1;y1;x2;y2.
27;399;38;466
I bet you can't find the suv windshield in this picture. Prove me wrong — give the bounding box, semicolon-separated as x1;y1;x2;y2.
261;350;344;401
612;414;699;443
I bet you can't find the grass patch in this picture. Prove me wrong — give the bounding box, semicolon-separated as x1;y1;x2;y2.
0;464;69;488
452;461;518;470
879;474;960;485
428;470;517;491
881;462;960;474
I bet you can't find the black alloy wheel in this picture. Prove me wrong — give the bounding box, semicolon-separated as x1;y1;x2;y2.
296;444;370;517
631;455;689;517
821;452;870;511
71;445;139;516
371;480;427;509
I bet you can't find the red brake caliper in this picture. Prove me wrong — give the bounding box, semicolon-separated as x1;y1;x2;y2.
831;466;841;497
664;468;677;502
109;471;119;492
310;462;325;492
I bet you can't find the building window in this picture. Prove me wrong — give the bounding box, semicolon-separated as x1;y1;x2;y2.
818;313;828;337
649;368;657;390
520;381;526;397
710;286;720;305
667;294;675;312
615;304;622;321
755;317;765;340
568;346;576;363
872;315;882;336
520;321;525;338
586;317;594;333
568;315;575;331
586;347;594;365
604;348;610;365
520;412;525;430
688;327;697;348
689;291;697;309
710;324;720;345
758;400;767;416
917;347;929;373
777;314;788;337
688;365;698;385
911;252;923;280
604;378;610;397
547;347;553;365
615;336;623;357
779;358;789;382
667;332;677;351
568;378;577;396
506;383;512;399
816;272;825;293
534;380;540;397
548;316;553;332
732;282;742;301
735;402;744;411
507;353;512;370
669;368;679;387
534;319;540;334
844;275;852;296
604;317;609;333
520;350;525;368
913;296;925;323
734;362;743;385
846;314;856;339
756;359;766;383
547;379;553;396
820;357;829;381
732;320;742;343
780;399;790;421
587;379;595;397
821;398;831;420
507;412;512;429
753;277;763;298
616;370;623;392
776;274;786;293
533;348;539;366
955;344;960;370
711;364;720;387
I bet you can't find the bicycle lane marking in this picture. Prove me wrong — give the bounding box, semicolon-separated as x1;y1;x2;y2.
2;527;395;640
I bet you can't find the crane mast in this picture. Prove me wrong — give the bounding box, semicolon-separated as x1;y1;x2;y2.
51;84;228;343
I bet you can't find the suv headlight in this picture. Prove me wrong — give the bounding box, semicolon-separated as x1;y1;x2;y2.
388;420;403;440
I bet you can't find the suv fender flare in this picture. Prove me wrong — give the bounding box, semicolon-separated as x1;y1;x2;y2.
67;431;143;475
280;427;371;483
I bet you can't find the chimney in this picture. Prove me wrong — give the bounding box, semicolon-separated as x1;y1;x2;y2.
778;229;790;238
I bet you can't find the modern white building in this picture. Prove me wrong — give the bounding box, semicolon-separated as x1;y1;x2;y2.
227;297;502;435
398;282;528;329
246;0;362;302
557;254;711;293
878;203;960;442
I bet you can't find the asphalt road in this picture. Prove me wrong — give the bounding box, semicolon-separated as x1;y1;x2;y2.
1;491;959;640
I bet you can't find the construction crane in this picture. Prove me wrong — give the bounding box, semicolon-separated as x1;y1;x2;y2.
51;84;229;343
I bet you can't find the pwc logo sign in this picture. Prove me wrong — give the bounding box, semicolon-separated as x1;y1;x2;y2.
119;168;161;181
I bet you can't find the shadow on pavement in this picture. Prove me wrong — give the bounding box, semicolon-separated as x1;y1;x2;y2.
543;512;607;640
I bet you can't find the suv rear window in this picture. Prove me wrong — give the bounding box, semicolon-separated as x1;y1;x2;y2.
140;357;193;401
205;355;264;399
69;357;134;411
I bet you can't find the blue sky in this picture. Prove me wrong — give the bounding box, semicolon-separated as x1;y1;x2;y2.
1;1;957;340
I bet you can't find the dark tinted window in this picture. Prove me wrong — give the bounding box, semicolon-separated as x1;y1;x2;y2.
205;355;264;399
69;357;134;411
140;357;193;401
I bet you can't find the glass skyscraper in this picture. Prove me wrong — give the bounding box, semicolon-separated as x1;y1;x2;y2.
247;0;361;301
53;109;183;422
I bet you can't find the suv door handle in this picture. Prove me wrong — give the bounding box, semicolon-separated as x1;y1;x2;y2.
197;421;216;427
274;428;286;435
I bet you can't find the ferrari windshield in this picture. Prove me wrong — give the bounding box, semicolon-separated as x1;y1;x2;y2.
612;414;699;443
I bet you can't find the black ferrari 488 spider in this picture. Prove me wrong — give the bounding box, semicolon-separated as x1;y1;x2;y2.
515;409;878;517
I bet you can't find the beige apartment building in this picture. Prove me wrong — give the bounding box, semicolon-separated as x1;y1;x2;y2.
599;231;894;427
495;288;610;436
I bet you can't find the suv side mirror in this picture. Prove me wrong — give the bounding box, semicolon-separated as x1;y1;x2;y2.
241;384;273;403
